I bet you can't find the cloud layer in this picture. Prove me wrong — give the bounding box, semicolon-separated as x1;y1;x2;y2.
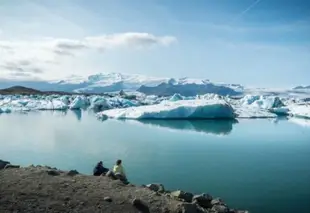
0;32;177;79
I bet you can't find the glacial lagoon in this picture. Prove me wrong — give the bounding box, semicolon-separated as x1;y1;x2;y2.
1;111;310;213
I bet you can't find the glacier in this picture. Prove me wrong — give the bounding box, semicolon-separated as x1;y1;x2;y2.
97;99;236;119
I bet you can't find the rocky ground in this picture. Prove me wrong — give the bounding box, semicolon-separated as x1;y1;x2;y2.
0;160;248;213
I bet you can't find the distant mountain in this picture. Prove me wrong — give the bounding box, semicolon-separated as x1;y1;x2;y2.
0;79;88;92
0;86;77;95
0;86;42;95
0;73;244;96
138;82;241;96
293;85;310;90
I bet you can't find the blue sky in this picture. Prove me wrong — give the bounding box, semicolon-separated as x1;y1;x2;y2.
0;0;309;87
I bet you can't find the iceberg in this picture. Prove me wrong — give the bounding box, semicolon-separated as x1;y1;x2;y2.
240;95;284;109
11;99;30;107
106;97;140;108
69;96;89;109
89;96;112;111
200;93;223;100
0;107;12;113
24;99;68;110
59;95;70;105
234;106;277;118
231;95;285;118
240;95;260;105
48;100;68;110
270;107;290;115
289;104;310;119
98;99;236;120
142;95;164;105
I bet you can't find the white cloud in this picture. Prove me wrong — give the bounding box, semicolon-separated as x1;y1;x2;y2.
85;33;176;49
0;32;177;79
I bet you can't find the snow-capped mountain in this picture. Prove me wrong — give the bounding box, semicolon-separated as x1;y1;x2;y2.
293;85;310;90
0;72;244;96
52;73;168;88
57;73;244;95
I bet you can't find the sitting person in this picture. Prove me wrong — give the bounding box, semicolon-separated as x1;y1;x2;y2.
93;161;109;176
113;159;128;183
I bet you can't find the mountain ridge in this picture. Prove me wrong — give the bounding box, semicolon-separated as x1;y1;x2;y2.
293;85;310;90
0;72;244;96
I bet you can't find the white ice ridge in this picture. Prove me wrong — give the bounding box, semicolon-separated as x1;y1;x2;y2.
97;99;236;120
288;104;310;119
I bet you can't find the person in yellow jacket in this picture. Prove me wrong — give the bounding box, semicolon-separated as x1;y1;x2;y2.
113;159;128;183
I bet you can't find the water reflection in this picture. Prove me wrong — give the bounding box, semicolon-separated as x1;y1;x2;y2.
271;116;288;124
288;117;310;128
272;116;310;128
72;109;82;121
129;119;238;135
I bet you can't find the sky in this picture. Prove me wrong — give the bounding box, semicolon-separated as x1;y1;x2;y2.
0;0;309;87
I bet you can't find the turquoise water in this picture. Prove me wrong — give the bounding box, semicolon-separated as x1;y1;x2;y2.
1;111;310;213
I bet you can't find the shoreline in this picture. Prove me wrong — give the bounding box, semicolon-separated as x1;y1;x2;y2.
1;160;248;213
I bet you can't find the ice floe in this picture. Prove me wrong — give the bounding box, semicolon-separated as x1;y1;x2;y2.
98;99;236;119
288;104;310;119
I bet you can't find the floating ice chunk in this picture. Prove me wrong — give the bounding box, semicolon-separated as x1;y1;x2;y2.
69;96;88;109
22;99;67;110
11;99;30;107
145;95;158;100
33;100;68;110
270;107;290;115
89;96;111;111
142;95;164;105
0;107;12;113
240;95;284;109
289;104;310;119
254;97;284;109
230;95;285;118
234;106;277;118
51;100;68;110
107;97;139;108
98;99;236;119
25;100;41;109
200;93;223;100
59;95;70;105
240;95;260;105
120;99;139;108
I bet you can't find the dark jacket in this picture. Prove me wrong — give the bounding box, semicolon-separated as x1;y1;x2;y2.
93;163;109;176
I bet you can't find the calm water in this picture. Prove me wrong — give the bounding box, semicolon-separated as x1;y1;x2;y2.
1;111;310;213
